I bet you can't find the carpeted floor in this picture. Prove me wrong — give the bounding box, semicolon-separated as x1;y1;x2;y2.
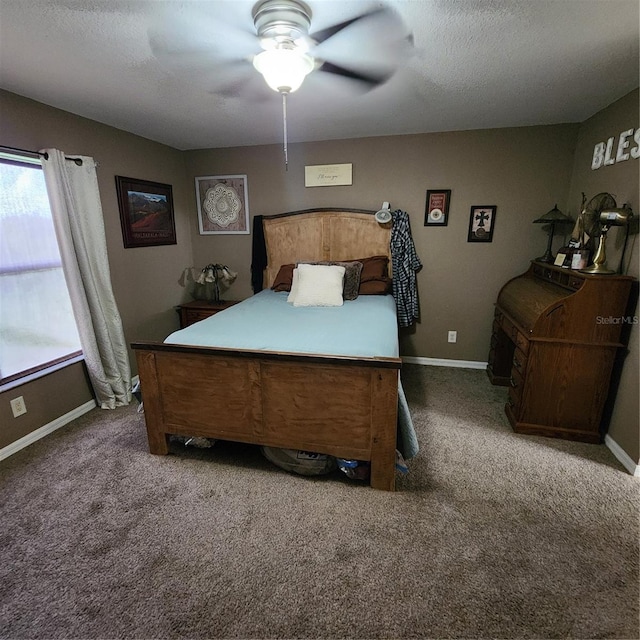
0;364;638;639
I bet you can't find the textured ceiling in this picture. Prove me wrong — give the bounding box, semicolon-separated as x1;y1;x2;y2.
1;0;638;150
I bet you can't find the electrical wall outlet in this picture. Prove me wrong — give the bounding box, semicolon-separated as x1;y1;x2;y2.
10;396;27;417
448;330;457;343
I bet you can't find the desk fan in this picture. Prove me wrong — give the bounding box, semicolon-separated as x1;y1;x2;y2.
581;205;634;274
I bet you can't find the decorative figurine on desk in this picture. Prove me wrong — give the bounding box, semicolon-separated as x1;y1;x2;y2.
533;204;573;263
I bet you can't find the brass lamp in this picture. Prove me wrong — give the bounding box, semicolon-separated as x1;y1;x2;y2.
581;206;633;275
533;204;574;263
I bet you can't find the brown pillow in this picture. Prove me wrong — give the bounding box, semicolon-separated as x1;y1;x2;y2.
271;263;294;291
359;277;392;295
355;255;389;283
297;260;363;300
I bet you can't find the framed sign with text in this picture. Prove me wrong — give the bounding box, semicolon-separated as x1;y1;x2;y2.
424;189;451;226
304;163;352;187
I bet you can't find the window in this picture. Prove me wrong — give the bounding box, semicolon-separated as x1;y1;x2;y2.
0;153;82;385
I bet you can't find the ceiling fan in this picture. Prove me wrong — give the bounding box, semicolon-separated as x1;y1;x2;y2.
248;0;411;94
149;0;413;166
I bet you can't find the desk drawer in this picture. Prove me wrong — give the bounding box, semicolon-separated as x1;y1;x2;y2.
184;309;219;325
500;314;514;336
509;367;524;404
177;300;240;328
507;369;523;417
512;347;527;375
498;313;529;355
514;330;529;354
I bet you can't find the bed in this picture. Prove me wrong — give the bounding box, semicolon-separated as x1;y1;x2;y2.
132;208;416;490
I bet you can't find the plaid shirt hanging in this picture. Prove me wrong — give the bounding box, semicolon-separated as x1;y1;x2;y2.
391;210;422;327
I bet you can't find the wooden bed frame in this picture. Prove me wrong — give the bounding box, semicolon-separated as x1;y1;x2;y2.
132;208;401;490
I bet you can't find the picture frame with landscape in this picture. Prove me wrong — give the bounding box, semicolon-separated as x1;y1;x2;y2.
116;176;176;248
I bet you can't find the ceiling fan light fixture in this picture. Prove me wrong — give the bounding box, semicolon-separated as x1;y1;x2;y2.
253;47;314;93
252;0;312;42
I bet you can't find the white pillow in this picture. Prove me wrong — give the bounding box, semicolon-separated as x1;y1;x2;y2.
287;267;300;304
291;264;345;307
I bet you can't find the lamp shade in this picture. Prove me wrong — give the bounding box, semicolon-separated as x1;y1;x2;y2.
253;48;314;93
533;204;573;224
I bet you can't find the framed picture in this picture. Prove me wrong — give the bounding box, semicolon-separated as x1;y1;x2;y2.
424;189;451;226
304;163;353;187
115;176;176;248
468;205;497;242
195;174;250;235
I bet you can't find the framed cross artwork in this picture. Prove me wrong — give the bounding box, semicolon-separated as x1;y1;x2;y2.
468;205;497;242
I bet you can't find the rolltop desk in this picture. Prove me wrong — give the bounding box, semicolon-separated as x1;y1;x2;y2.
487;261;635;443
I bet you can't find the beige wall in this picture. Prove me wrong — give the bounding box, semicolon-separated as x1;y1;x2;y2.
185;124;578;361
2;87;638;467
567;89;639;463
0;89;192;448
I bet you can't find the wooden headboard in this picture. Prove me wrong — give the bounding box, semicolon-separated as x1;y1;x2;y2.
262;208;391;287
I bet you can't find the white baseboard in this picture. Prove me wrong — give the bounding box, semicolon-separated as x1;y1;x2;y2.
0;400;96;462
402;356;487;369
403;356;639;477
605;434;640;477
1;375;139;463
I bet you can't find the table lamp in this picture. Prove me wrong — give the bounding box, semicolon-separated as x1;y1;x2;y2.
533;204;574;263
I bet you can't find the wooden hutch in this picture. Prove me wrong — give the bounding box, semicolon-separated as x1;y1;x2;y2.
488;261;635;443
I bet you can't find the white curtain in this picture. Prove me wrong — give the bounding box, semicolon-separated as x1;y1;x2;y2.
41;149;131;409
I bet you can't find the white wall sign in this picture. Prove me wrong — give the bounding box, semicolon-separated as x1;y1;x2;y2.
304;163;353;187
591;127;640;170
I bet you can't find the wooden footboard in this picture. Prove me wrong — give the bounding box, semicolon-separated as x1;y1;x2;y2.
132;342;401;490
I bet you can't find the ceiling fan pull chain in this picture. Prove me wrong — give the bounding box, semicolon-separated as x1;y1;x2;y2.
282;91;289;171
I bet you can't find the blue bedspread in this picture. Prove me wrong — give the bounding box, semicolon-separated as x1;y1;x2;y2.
165;290;419;459
166;289;399;359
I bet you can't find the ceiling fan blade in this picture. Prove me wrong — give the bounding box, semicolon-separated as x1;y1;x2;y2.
318;61;391;89
211;64;272;103
146;2;269;102
309;7;387;45
148;5;259;73
309;4;413;88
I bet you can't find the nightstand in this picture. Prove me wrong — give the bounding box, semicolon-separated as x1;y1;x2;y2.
176;299;239;328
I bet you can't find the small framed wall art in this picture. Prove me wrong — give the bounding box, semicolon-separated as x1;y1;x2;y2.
304;163;353;187
115;176;176;248
195;174;250;235
424;189;451;226
468;205;497;242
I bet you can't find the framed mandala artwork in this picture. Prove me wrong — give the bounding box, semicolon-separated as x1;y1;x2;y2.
195;175;250;235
